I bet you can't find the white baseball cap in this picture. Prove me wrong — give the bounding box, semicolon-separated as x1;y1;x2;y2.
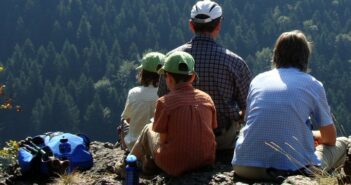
190;0;223;24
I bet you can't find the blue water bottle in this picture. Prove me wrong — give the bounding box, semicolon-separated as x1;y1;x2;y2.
125;155;139;185
59;137;72;173
59;138;71;154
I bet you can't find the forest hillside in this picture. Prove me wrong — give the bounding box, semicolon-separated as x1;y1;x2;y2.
0;0;350;144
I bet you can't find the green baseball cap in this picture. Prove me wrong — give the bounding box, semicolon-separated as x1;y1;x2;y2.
158;51;196;75
136;52;165;73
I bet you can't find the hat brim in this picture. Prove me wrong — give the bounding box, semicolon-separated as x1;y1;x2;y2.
194;72;199;83
158;68;166;75
158;68;198;77
136;65;143;70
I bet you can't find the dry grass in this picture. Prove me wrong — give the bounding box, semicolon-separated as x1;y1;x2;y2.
263;114;351;184
50;172;85;185
265;141;348;185
266;141;351;185
318;176;339;185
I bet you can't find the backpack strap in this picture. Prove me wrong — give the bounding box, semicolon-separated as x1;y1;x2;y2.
77;133;91;149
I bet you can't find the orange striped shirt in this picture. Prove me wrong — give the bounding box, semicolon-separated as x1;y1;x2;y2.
153;83;217;176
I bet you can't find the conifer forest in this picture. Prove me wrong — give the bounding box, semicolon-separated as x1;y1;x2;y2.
0;0;350;144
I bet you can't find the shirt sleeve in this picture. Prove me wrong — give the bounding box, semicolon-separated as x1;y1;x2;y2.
208;96;218;129
153;99;168;133
312;83;333;127
157;75;169;97
212;105;218;129
121;90;133;120
233;60;252;111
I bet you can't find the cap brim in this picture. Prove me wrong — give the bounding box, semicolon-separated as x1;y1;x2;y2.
194;72;199;82
191;18;213;23
136;65;142;70
158;68;165;75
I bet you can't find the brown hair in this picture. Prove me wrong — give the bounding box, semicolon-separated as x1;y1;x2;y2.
272;30;312;72
192;16;222;34
165;72;193;84
138;69;160;87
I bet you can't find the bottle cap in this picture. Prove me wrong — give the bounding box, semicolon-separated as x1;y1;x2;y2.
126;155;137;163
60;138;68;143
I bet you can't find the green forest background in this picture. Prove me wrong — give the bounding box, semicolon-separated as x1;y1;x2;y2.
0;0;350;145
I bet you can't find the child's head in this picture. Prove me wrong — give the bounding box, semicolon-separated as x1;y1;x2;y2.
272;30;311;72
158;51;197;90
136;52;165;87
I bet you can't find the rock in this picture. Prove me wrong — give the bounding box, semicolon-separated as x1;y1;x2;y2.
103;142;114;149
282;175;319;185
0;141;327;185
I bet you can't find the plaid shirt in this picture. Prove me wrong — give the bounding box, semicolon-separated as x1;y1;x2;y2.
158;35;252;131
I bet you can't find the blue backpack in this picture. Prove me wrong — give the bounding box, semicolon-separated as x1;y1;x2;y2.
18;132;94;175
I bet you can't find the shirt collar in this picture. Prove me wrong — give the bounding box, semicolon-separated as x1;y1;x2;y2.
192;34;216;43
276;67;301;73
174;82;194;91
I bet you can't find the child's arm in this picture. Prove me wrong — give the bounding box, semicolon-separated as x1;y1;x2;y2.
122;118;130;125
312;124;336;146
159;133;167;144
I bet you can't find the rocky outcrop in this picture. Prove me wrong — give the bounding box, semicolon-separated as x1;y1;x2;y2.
0;141;329;185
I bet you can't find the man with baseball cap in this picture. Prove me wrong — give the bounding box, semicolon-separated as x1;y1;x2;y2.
158;0;252;160
126;51;217;176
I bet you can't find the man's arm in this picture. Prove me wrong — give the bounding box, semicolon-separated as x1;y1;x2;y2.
239;110;245;125
234;60;252;112
312;124;336;146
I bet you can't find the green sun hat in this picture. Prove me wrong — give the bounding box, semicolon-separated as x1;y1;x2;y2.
158;51;196;75
136;52;165;73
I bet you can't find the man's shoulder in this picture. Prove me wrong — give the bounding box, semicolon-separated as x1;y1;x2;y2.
169;39;243;60
218;48;245;64
168;43;191;54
